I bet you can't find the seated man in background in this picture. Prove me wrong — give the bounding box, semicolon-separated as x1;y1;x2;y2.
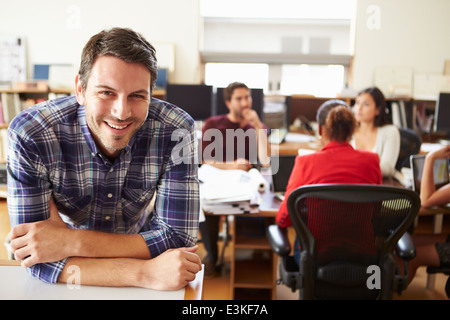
200;82;269;277
8;27;201;290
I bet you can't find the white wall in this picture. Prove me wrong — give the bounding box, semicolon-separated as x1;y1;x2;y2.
353;0;450;91
0;0;201;84
203;18;351;55
3;0;450;92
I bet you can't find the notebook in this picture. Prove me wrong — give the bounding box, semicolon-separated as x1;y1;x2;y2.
410;154;449;194
270;154;297;201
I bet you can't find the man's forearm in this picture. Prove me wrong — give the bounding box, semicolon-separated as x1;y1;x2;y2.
70;230;151;259
58;246;202;290
58;257;145;287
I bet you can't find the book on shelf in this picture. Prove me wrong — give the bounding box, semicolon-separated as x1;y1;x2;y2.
0;91;71;125
0;92;25;124
0;127;8;163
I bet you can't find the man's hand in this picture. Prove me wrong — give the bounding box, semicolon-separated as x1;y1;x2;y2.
242;109;262;129
140;246;202;290
9;198;71;267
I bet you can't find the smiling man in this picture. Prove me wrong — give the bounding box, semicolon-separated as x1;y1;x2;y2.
7;28;201;290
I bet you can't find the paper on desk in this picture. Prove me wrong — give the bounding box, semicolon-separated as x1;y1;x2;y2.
284;132;317;143
198;165;267;201
421;143;447;153
393;168;413;188
198;165;265;214
201;200;259;215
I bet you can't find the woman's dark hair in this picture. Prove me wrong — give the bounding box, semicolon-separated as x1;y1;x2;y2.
316;99;356;143
357;87;390;127
78;27;158;92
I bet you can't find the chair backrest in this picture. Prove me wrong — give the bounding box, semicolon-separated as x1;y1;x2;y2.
286;184;420;299
395;127;422;171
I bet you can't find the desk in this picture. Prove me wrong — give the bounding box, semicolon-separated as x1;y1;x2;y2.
0;259;204;300
224;183;279;299
271;137;321;156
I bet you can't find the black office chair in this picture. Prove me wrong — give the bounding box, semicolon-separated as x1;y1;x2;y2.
268;184;421;300
395;127;422;171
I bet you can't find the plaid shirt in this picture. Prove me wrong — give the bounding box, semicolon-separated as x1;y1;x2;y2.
7;95;199;284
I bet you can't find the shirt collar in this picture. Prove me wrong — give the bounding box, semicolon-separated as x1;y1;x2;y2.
321;140;353;151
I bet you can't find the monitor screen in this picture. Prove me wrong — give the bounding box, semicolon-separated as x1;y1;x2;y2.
165;84;213;121
434;92;450;137
270;155;296;193
410;154;449;194
214;87;264;121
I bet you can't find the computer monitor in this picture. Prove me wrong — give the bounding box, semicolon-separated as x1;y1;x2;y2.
270;154;297;201
214;87;264;121
433;92;450;138
410;154;449;194
285;95;326;129
165;84;213;121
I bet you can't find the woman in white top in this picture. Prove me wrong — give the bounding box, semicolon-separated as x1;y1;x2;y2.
352;87;400;177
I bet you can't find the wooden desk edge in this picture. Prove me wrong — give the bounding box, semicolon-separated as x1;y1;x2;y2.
0;260;204;300
0;259;20;266
419;206;450;216
184;264;204;300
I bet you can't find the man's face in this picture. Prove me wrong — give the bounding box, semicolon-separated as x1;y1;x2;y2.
226;87;252;119
75;55;151;159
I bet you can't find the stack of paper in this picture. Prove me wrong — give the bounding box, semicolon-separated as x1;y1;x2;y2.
198;164;267;215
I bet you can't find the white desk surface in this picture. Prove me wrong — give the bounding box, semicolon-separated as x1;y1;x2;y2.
0;263;203;300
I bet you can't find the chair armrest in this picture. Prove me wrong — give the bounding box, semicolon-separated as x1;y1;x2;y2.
395;232;416;260
267;225;291;256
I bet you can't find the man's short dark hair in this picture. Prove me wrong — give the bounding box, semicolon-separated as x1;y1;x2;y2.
223;82;250;103
78;27;158;93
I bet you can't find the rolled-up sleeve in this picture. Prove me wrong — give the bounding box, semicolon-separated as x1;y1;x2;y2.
140;126;200;258
7;119;67;284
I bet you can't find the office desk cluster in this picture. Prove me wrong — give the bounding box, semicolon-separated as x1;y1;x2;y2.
0;137;449;300
224;138;450;299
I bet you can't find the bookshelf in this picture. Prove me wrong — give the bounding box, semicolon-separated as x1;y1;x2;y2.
0;88;73;163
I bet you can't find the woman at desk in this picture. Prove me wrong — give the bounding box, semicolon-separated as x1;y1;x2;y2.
407;145;450;281
352;87;400;177
276;99;382;264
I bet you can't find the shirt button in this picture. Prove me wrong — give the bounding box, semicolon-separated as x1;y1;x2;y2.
109;168;114;173
107;193;113;198
91;152;95;157
104;216;111;221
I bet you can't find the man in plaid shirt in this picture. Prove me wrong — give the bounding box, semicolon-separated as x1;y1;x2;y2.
7;28;201;290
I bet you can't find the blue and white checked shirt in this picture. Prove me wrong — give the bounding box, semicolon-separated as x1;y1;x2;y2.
7;95;200;283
